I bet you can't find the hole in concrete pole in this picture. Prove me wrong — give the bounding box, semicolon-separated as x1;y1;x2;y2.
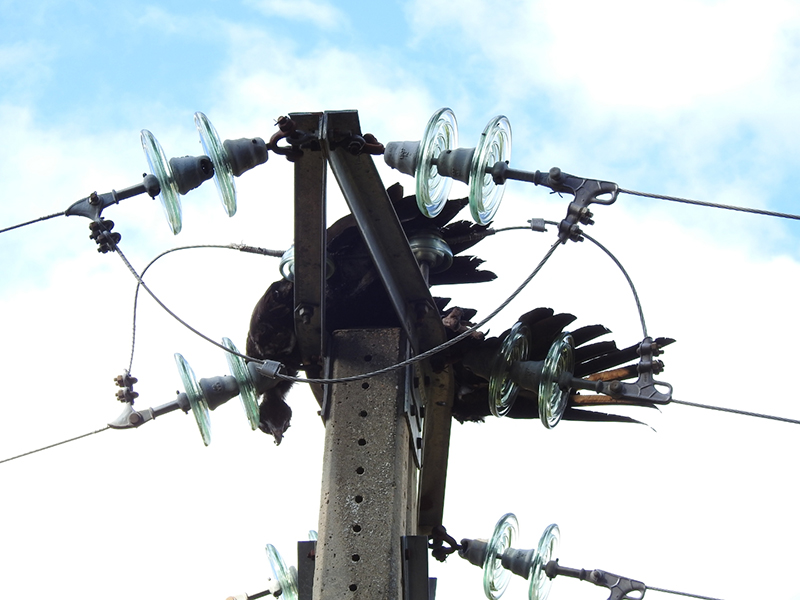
364;354;372;362
356;466;365;474
349;584;358;592
354;495;364;503
351;554;361;562
352;524;362;532
357;438;367;446
359;410;368;418
361;381;369;389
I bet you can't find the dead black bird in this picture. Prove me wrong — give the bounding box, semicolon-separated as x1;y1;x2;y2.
246;184;496;444
246;183;674;443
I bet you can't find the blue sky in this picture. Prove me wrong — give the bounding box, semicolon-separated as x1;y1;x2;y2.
2;1;800;599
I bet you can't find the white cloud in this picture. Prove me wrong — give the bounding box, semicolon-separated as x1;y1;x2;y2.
405;0;800;217
244;0;349;30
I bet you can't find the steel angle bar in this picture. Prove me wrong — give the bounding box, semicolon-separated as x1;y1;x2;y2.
321;110;454;534
321;110;442;355
290;112;327;386
416;367;454;534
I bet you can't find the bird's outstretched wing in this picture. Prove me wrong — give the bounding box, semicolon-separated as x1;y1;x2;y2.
448;305;675;425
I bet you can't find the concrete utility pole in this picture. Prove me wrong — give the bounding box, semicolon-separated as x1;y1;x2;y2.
284;111;454;600
314;328;417;599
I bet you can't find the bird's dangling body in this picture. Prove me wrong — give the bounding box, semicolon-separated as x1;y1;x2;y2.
246;279;298;444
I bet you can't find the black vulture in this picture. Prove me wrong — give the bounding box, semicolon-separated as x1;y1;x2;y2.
246;184;673;443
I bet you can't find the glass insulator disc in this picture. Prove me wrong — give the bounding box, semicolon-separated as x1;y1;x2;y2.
222;337;259;431
529;524;560;600
417;108;458;218
174;353;211;446
141;129;183;235
538;333;574;429
489;322;529;417
194;112;237;217
482;512;519;600
469;115;512;225
266;544;298;600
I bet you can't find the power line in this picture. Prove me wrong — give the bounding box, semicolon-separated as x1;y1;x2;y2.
0;211;66;234
0;426;110;465
126;243;286;373
113;233;562;385
280;239;563;385
114;244;256;362
494;221;650;338
671;398;800;425
648;584;725;600
619;187;800;221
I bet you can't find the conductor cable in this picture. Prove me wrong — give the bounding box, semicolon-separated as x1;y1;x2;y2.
619;187;800;221
0;426;110;465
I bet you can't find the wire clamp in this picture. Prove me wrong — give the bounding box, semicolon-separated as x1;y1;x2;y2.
596;337;673;404
524;166;619;243
545;559;647;600
114;371;139;403
64;174;160;221
88;218;121;253
256;359;285;380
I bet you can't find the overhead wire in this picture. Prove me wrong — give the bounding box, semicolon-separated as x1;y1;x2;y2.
10;186;800;465
275;239;563;385
4;149;798;600
670;398;800;425
114;234;563;384
579;229;648;339
114;244;261;363
647;584;725;600
529;219;649;339
126;243;285;373
0;234;562;464
0;189;795;600
619;187;800;221
7;211;793;470
112;227;800;426
0;210;66;234
0;426;110;465
490;222;800;427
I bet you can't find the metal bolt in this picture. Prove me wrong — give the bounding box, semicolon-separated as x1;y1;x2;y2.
296;304;314;325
